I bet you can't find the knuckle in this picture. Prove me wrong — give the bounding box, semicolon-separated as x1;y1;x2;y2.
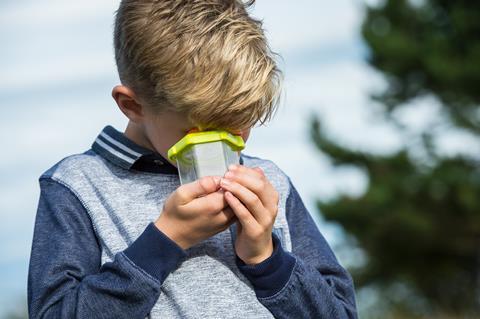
254;166;264;175
261;213;274;226
259;172;267;181
259;174;267;182
250;228;264;240
175;188;189;203
267;213;276;226
198;176;215;192
205;201;221;213
252;195;262;207
255;180;266;192
245;193;259;207
262;223;271;233
235;164;245;171
214;213;227;225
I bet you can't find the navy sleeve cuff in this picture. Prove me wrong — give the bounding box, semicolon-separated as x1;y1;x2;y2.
236;232;297;299
124;222;187;283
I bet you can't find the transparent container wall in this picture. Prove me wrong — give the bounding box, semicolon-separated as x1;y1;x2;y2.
176;141;240;185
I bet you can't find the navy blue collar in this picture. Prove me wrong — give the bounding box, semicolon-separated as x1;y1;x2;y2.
91;126;179;174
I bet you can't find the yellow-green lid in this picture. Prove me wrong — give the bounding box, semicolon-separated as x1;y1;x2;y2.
167;130;245;161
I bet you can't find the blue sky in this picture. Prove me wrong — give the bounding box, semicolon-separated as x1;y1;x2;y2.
2;0;463;316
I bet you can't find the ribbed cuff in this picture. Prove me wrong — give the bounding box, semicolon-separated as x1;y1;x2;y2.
124;222;187;283
236;232;296;298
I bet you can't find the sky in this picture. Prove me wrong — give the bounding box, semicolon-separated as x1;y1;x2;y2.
2;0;475;317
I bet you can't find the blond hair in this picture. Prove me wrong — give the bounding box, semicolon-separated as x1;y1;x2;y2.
114;0;283;130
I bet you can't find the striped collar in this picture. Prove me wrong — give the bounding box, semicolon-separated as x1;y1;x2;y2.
91;125;178;174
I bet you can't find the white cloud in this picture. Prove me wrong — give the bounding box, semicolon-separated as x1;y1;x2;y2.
0;97;127;168
392;96;480;157
0;53;117;92
0;0;119;27
281;59;403;154
436;129;480;157
252;0;363;52
0;1;119;93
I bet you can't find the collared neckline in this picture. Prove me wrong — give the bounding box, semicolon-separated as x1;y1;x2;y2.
91;125;179;174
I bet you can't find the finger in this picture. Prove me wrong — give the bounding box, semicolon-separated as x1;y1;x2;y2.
228;164;263;180
220;178;271;226
224;167;278;212
224;191;258;230
185;189;228;214
225;169;264;195
213;206;237;226
175;176;221;204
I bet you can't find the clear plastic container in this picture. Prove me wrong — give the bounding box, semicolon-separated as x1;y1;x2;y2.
168;130;245;185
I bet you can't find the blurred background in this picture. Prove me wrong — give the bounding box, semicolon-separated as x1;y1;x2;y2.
1;0;479;318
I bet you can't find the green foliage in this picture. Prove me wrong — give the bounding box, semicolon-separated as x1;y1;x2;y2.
311;0;480;316
363;0;480;132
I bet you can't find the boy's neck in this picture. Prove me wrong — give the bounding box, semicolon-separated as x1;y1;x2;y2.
124;121;156;152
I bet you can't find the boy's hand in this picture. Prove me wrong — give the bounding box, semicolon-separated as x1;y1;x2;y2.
155;176;236;250
220;165;279;265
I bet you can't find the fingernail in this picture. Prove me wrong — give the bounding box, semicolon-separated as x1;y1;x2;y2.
221;178;230;186
228;164;237;171
213;176;221;184
224;171;234;179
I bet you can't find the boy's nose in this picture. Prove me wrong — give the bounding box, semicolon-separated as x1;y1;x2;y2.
230;129;243;136
187;127;200;133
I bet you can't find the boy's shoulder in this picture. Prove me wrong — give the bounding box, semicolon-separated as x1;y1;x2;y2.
241;153;284;173
240;153;292;193
40;149;106;181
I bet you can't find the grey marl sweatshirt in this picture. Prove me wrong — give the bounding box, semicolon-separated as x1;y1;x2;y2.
28;125;357;319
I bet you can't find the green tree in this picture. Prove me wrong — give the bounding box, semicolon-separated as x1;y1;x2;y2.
311;0;480;317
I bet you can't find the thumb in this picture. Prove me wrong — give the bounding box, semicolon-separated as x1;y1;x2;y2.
176;176;221;204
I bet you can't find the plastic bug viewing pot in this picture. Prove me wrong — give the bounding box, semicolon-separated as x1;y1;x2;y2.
167;130;245;185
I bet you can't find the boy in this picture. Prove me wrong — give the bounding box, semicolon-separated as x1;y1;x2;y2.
28;0;357;318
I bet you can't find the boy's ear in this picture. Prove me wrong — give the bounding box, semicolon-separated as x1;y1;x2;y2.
112;85;145;123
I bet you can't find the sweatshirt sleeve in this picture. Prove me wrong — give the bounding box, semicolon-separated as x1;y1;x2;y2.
236;178;358;319
28;178;187;319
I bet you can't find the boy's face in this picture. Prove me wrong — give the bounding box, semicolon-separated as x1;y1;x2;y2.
142;107;251;167
112;84;251;167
